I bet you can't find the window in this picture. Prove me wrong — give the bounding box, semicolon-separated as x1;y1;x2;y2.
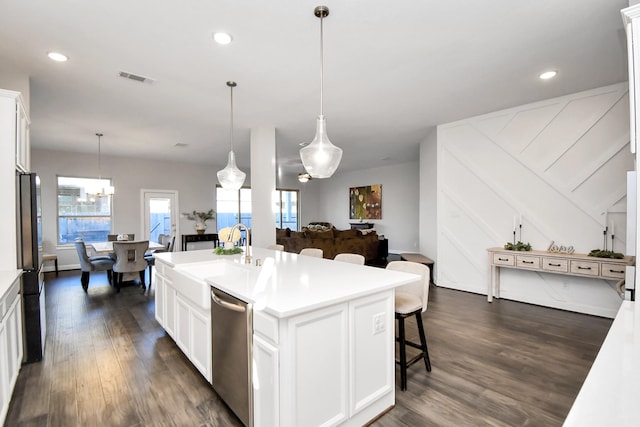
216;186;299;232
57;176;112;244
274;189;298;230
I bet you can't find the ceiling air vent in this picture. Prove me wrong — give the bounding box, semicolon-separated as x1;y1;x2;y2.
119;71;154;84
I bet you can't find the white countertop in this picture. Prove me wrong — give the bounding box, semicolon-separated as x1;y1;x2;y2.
564;300;640;426
155;248;419;318
0;269;22;299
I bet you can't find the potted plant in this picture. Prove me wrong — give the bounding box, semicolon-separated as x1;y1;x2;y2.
186;209;215;234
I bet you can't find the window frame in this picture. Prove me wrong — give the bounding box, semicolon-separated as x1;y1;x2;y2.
56;175;114;245
215;185;300;232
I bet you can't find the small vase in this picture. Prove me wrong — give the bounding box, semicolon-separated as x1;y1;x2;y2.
195;221;206;235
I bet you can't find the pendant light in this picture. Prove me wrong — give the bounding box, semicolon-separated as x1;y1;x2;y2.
217;81;246;190
89;133;114;197
299;5;343;179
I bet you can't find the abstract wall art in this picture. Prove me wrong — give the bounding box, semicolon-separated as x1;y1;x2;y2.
349;184;382;220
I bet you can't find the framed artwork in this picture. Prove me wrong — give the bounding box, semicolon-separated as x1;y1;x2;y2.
349;184;382;220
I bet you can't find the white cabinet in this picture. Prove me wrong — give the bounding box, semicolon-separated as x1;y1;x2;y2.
0;89;30;173
153;262;211;383
16;98;30;173
254;291;395;427
253;334;279;427
0;274;23;426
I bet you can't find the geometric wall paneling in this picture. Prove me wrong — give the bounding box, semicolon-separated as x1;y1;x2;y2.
437;82;631;317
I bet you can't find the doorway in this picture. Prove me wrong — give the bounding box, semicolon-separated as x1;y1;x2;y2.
142;190;179;243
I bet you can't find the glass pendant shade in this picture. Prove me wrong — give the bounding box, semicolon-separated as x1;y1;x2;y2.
217;150;246;190
217;80;246;190
300;115;342;179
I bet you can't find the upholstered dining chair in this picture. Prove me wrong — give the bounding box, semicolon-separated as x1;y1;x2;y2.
385;260;432;391
299;248;323;258
267;244;284;251
145;235;175;291
113;241;149;293
334;253;365;265
74;240;115;293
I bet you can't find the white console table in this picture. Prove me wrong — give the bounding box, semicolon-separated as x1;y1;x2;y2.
487;247;634;302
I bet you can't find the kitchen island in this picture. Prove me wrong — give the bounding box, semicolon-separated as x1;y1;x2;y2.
153;247;419;427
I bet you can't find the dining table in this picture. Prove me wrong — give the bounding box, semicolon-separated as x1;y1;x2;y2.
90;240;165;255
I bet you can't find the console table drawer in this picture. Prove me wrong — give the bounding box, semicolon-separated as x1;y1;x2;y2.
516;255;540;269
493;253;515;266
601;263;626;279
570;260;599;276
543;258;569;273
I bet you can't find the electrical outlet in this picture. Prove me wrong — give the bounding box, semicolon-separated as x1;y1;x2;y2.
373;313;385;335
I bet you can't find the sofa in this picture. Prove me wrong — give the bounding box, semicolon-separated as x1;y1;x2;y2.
276;224;380;263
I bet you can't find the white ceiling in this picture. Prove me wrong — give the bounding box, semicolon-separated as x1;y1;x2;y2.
0;0;630;176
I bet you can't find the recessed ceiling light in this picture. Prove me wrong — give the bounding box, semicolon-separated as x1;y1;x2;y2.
539;70;557;80
47;51;68;62
213;32;233;45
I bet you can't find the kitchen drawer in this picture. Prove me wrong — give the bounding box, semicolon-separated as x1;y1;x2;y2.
254;309;279;344
542;257;568;273
570;260;599;277
601;263;626;279
516;255;541;269
493;253;515;266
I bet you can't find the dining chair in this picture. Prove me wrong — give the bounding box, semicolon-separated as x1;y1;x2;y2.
267;244;284;251
299;248;323;258
385;260;431;391
113;241;149;293
74;240;115;292
334;253;365;265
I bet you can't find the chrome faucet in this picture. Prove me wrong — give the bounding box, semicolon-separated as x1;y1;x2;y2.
229;223;251;264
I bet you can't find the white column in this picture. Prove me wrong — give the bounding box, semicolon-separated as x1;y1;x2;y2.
250;126;276;248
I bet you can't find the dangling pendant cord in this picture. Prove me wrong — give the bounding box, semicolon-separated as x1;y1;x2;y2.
319;13;324;117
229;85;234;152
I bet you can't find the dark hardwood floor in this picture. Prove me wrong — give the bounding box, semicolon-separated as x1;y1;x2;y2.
5;268;612;427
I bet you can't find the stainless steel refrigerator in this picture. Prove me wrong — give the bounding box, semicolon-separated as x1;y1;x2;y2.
16;172;46;363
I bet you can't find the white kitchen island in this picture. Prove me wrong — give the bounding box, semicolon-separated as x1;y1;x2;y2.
153;247;419;427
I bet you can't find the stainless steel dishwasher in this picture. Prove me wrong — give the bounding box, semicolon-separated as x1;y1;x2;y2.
211;288;253;427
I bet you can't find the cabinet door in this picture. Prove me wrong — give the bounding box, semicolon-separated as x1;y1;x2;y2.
154;273;165;326
164;280;176;338
0;314;8;424
15;98;30;173
253;334;279;427
284;303;348;426
175;295;190;354
190;307;211;383
6;296;22;391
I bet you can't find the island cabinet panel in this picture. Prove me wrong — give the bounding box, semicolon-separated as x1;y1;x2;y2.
153;268;165;324
253;334;279;427
282;303;349;427
189;307;211;379
164;279;177;337
349;292;394;415
258;290;396;427
175;295;190;354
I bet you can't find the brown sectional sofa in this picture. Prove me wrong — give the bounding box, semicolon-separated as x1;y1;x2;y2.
276;226;380;263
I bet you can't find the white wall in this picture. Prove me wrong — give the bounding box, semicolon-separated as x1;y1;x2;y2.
419;128;438;274
32;148;234;269
437;82;632;317
299;162;420;254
